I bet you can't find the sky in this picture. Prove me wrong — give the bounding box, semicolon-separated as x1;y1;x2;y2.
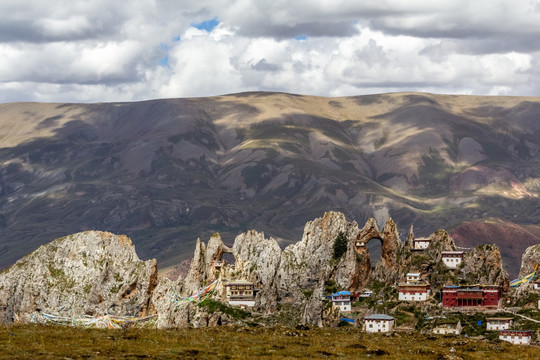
1;0;540;103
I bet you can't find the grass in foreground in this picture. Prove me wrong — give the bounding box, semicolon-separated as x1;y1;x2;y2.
0;324;539;359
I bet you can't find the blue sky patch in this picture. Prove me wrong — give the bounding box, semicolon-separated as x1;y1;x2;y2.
158;55;169;68
295;35;307;41
192;18;219;32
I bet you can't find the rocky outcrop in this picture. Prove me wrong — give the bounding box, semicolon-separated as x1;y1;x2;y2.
518;244;540;277
0;231;157;324
153;212;369;327
0;211;526;328
457;244;509;289
152;229;283;327
508;244;540;306
397;230;508;291
276;212;356;302
348;218;402;288
275;212;360;325
230;230;282;313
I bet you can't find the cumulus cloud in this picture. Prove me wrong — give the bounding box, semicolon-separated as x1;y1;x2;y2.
1;0;540;103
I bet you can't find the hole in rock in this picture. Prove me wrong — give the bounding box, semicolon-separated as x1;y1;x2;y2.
367;238;382;270
222;252;236;266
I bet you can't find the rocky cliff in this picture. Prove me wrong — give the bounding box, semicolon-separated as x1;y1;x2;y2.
0;231;157;323
0;212;516;327
518;244;540;277
507;244;540;306
457;244;509;289
152;212;509;328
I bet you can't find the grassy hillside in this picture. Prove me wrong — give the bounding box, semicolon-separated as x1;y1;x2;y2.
1;92;540;274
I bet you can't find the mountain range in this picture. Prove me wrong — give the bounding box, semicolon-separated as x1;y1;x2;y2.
1;92;540;276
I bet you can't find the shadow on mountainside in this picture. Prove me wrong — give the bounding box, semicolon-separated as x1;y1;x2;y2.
1;94;540;276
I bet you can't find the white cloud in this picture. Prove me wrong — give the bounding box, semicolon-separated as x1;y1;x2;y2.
1;0;540;102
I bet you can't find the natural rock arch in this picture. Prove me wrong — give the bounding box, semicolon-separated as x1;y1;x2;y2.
351;218;401;288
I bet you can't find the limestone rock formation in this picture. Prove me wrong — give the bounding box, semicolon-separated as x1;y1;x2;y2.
457;244;509;289
518;244;540;277
508;244;540;306
369;218;402;284
0;211;526;328
153;211;372;327
230;230;282;313
276;212;355;302
0;231;157;324
181;234;232;297
275;212;360;324
152;229;283;327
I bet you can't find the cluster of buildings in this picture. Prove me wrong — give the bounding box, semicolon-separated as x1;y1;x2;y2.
428;317;533;345
217;236;537;345
412;238;465;269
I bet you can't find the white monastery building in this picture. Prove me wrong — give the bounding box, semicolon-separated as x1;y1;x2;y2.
486;318;513;331
413;238;431;250
363;314;395;333
433;320;462;335
441;251;464;269
499;330;532;345
398;284;430;301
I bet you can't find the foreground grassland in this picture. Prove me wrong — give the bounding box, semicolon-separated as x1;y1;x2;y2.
1;325;539;359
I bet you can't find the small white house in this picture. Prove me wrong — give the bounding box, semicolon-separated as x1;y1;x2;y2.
331;291;352;312
364;314;395;333
441;251;464;269
406;273;421;284
499;330;532;345
486;318;513;331
534;281;540;290
413;238;431;250
433;320;462;335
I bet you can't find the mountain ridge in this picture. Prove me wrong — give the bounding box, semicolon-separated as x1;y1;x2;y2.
1;91;540;275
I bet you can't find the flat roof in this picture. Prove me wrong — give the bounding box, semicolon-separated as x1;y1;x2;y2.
487;318;513;321
365;314;394;320
435;320;460;326
499;330;532;333
226;280;253;285
332;291;351;296
441;251;464;255
443;285;499;289
458;288;483;291
407;273;421;276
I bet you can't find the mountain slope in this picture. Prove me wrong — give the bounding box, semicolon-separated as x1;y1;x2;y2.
1;92;540;274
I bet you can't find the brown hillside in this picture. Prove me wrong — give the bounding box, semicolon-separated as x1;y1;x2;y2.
451;219;540;277
1;92;540;275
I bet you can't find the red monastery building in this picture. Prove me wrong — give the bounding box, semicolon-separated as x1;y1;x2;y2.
442;285;500;308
